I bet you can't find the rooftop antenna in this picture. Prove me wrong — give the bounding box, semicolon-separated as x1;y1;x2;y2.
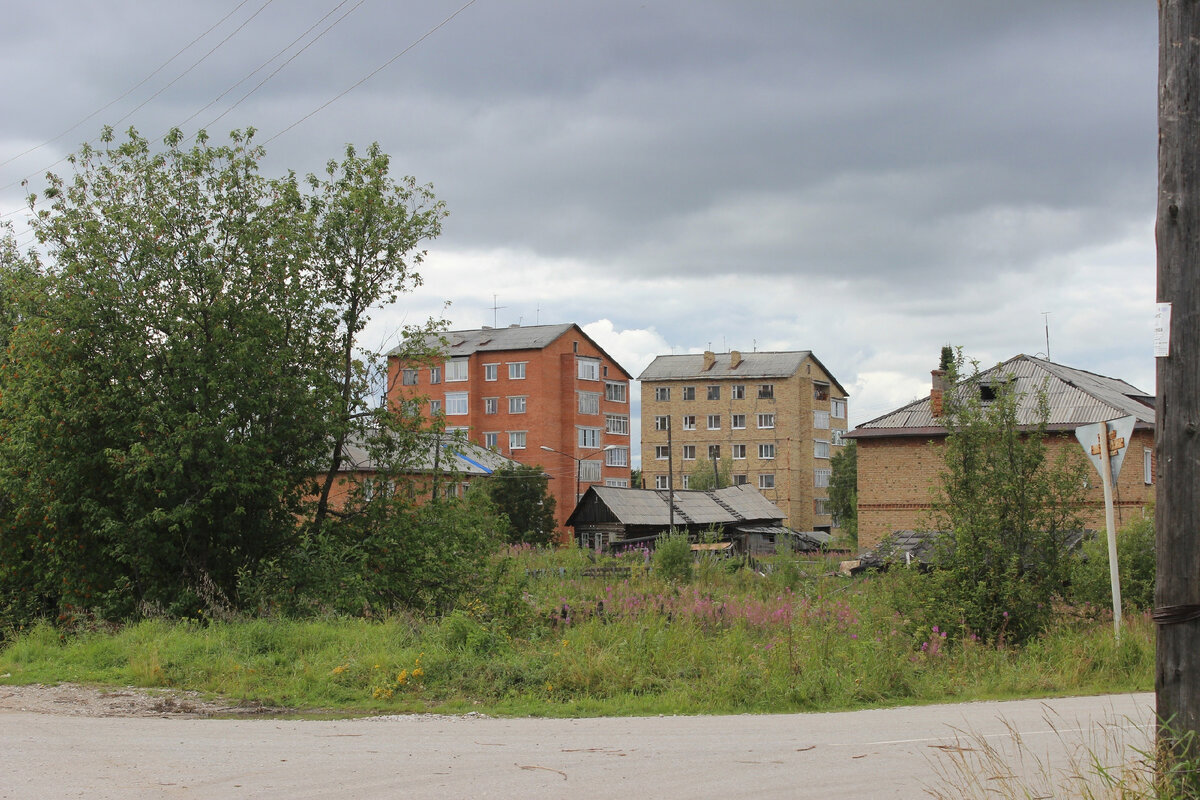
753;338;757;353
1042;311;1051;360
491;295;506;328
536;303;540;325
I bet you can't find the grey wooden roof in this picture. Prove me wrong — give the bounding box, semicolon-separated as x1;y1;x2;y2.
849;355;1154;438
566;484;786;527
387;323;633;380
338;434;522;476
638;351;848;396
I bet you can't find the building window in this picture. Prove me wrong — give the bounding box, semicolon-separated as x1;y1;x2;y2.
508;396;527;414
430;366;442;385
485;397;498;414
484;432;499;449
732;444;746;460
732;385;745;400
682;415;696;430
484;363;498;381
605;447;628;467
578;427;601;448
733;474;748;486
758;384;774;399
445;392;469;415
831;429;845;446
508;362;526;379
579;460;602;482
813;381;830;401
759;443;775;460
605;478;630;488
814;410;830;429
682;386;696;401
577;357;600;381
509;431;527;450
654;415;670;431
707;414;721;430
707;385;721;401
814;440;830;459
446;359;469;382
430;399;442;415
1145;448;1154;485
832;398;847;419
759;474;775;490
757;413;775;429
708;444;721;459
814;468;831;488
732;414;746;429
606;414;629;435
401;368;419;385
655;387;670;401
655;475;669;489
578;391;601;415
814;498;830;516
606;381;627;402
445;426;469;435
682;445;696;460
681;475;691;489
655;445;670;460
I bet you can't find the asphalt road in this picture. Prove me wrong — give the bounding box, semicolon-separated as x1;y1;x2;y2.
2;693;1155;799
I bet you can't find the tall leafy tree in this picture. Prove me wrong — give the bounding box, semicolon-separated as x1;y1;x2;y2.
828;441;858;545
0;127;446;621
926;351;1087;644
483;465;558;546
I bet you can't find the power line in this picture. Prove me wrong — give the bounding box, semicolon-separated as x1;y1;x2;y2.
264;0;479;145
0;0;258;172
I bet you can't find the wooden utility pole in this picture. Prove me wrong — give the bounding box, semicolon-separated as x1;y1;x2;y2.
1156;0;1200;774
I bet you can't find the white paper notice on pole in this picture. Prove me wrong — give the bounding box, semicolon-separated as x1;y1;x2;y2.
1155;302;1172;357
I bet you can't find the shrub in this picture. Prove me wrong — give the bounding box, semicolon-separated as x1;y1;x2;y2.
653;531;693;584
1070;511;1155;612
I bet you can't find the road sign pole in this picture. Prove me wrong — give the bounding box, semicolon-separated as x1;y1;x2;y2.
1097;421;1122;640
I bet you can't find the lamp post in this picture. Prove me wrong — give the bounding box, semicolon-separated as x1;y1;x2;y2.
540;444;617;507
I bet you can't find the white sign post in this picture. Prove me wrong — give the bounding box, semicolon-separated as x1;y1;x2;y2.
1074;415;1136;640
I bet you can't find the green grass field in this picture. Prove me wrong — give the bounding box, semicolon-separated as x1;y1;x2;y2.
0;547;1153;718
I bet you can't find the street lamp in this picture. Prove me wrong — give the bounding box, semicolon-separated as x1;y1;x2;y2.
540;444;618;507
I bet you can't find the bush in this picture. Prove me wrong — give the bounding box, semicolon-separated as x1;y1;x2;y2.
1070;512;1155;612
653;531;693;584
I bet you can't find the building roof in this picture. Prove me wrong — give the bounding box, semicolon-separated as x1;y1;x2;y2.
566;484;786;528
338;433;522;476
387;323;633;380
848;354;1154;439
637;350;848;396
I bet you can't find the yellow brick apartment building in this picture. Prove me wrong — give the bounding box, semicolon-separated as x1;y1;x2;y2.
638;350;848;533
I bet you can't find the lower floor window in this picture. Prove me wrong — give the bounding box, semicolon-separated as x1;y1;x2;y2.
759;474;775;490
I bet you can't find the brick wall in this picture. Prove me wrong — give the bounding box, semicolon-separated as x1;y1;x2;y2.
856;428;1156;551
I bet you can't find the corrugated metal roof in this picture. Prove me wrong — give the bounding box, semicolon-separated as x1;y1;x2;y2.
387;323;574;357
337;433;522;476
570;484;786;527
638;351;811;381
850;355;1154;437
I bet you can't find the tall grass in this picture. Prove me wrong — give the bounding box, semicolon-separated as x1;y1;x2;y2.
0;547;1153;717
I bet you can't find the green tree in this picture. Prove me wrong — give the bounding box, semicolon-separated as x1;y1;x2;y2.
482;465;558;546
925;351;1088;644
0;127;446;622
828;440;858;546
687;456;732;491
1070;512;1156;613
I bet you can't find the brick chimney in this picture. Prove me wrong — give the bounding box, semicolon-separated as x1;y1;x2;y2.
730;350;743;369
930;369;949;417
703;350;716;371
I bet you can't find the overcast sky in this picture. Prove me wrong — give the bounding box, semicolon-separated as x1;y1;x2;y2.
1;1;1159;464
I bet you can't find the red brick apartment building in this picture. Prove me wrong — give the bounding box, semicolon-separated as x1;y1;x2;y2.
387;323;633;542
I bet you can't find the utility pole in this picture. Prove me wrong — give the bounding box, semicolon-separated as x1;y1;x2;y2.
667;418;675;531
1156;0;1200;779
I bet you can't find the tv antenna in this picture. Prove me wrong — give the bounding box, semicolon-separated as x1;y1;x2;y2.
1042;312;1051;360
491;295;506;328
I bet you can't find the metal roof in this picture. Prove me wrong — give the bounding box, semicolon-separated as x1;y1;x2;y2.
849;355;1154;438
567;484;787;528
337;433;522;476
639;351;810;381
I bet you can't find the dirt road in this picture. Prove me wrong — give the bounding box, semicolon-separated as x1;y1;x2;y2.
0;686;1154;799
